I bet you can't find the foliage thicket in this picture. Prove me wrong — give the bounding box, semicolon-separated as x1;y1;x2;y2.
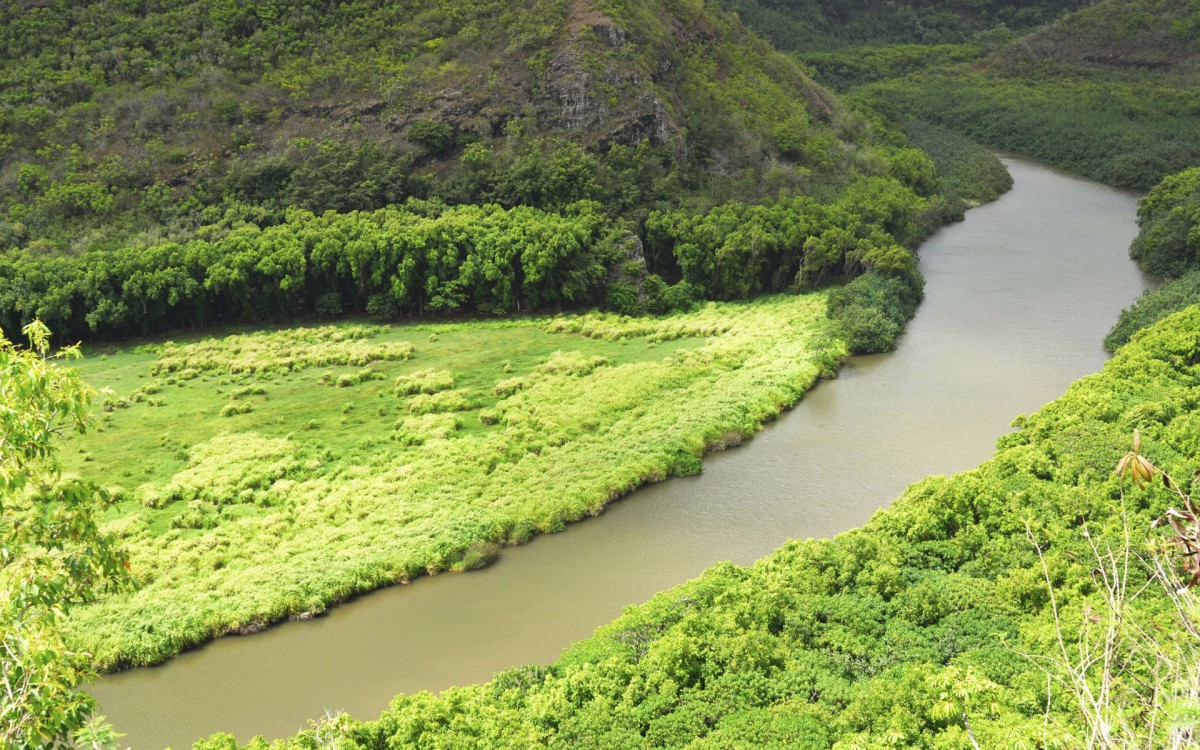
860;65;1200;191
853;0;1200;191
1106;167;1200;351
901;120;1013;219
1129;167;1200;278
717;0;1087;51
62;295;848;669
0;164;942;351
192;288;1200;750
0;322;127;747
826;272;922;353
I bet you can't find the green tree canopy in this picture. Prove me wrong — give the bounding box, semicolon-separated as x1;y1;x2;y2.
1;321;128;748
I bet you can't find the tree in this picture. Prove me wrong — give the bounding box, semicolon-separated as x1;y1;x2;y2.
1;321;128;749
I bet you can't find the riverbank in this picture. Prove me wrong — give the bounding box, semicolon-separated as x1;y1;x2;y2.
279;304;1200;750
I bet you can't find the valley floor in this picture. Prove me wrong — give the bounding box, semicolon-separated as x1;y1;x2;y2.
64;295;847;670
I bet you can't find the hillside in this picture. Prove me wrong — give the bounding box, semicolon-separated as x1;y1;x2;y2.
1002;0;1200;70
0;0;854;255
718;0;1089;51
0;0;1006;352
725;0;1200;190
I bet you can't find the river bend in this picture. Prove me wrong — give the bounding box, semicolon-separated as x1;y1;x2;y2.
93;157;1153;748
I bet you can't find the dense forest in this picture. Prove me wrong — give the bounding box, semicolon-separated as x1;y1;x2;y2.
1105;166;1200;349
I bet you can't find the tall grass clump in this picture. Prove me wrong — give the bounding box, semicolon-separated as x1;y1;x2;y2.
152;326;414;376
394;369;456;395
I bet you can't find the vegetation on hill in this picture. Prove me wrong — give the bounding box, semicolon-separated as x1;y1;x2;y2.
0;0;1018;356
0;0;886;253
724;0;1200;191
62;294;848;669
718;0;1088;51
191;280;1200;750
1107;167;1200;351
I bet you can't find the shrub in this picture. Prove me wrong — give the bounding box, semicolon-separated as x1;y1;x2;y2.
366;294;397;320
315;292;343;317
406;389;479;415
394;369;455;395
407;120;454;154
478;408;501;425
171;500;220;530
605;282;643;316
831;304;901;354
333;367;384;388
493;377;528;397
230;385;266;399
827;272;923;354
392;413;462;445
450;541;501;572
219;401;253;417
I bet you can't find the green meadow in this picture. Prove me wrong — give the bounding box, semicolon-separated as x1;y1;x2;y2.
60;294;846;669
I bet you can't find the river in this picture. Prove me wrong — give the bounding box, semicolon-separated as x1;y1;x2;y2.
91;156;1154;748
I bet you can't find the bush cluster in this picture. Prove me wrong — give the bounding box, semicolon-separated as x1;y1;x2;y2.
151;326;413;376
393;369;455;396
1106;167;1200;350
827;272;924;354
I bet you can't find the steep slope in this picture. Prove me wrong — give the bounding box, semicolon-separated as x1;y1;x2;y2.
0;0;854;254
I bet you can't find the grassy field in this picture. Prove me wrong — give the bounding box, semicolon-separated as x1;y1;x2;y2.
60;295;847;670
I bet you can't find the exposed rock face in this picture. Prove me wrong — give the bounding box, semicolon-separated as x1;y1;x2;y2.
544;43;603;132
274;0;832;184
591;20;627;48
536;2;677;150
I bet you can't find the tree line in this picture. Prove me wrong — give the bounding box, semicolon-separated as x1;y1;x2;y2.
0;174;930;347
